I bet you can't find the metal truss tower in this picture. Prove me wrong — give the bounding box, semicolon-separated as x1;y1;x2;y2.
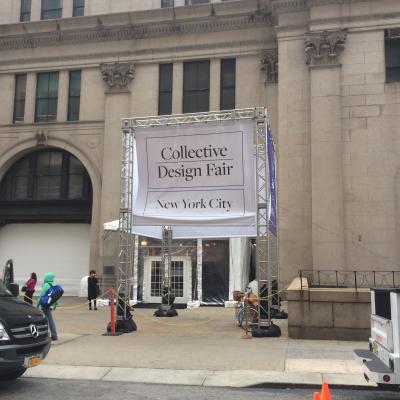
120;107;279;323
117;123;135;316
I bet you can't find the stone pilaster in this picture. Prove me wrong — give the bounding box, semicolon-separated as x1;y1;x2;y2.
99;62;134;283
57;70;69;122
307;30;346;270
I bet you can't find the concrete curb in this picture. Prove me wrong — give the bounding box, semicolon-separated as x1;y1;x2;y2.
23;365;377;389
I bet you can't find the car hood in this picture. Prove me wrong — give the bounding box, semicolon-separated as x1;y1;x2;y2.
0;296;44;322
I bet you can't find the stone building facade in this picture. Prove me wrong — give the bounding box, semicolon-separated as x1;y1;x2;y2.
0;0;399;299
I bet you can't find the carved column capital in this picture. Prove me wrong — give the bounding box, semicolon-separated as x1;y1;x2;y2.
305;30;347;67
260;49;278;83
100;62;135;92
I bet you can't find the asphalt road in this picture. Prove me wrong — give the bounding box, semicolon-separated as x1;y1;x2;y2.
0;379;399;400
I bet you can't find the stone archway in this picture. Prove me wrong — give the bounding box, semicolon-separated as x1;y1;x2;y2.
0;140;102;294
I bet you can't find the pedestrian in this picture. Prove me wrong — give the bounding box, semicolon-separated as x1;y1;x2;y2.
23;272;37;305
37;272;58;341
87;270;99;310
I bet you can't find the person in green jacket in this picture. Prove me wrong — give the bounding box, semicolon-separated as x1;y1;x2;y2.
37;272;58;341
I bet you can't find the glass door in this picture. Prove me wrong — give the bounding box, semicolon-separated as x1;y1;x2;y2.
144;256;191;304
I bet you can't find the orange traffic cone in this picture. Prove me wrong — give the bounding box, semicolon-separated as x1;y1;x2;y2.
313;392;321;400
320;381;331;400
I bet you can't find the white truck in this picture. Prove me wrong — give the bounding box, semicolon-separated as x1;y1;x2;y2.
354;288;400;389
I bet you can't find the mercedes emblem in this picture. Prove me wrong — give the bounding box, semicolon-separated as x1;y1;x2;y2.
29;324;39;338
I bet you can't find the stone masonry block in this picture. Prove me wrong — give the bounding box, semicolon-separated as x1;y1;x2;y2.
350;106;381;118
341;74;365;85
333;302;371;329
349;84;384;96
365;73;385;84
342;96;366;107
289;301;333;328
365;94;386;105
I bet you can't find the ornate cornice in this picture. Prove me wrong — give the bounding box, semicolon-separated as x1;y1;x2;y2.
260;49;278;83
100;62;135;92
0;13;272;51
272;0;373;14
0;38;271;69
305;29;346;66
309;0;371;5
272;0;308;13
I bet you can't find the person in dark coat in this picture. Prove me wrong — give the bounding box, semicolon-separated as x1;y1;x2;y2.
23;272;37;305
87;270;99;310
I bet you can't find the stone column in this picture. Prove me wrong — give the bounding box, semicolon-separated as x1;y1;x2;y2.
25;72;37;124
30;0;41;22
306;30;347;270
62;0;73;18
261;49;279;133
99;62;135;287
209;58;220;111
57;70;69;122
172;62;183;114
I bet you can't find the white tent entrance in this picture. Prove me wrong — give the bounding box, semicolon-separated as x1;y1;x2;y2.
111;108;279;331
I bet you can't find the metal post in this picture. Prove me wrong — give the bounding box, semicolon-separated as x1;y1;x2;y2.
161;225;173;305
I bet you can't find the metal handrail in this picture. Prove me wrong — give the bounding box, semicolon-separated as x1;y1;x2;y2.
299;269;400;291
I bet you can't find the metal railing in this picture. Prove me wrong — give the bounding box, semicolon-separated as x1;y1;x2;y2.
299;270;400;290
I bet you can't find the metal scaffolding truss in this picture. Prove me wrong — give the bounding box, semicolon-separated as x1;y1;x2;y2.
119;107;279;324
118;124;135;311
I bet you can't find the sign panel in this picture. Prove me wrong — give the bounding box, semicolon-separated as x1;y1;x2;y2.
132;119;256;228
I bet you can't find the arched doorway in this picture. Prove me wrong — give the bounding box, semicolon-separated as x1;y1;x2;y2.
0;148;92;295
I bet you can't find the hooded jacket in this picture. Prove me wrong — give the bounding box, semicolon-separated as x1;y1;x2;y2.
37;272;57;309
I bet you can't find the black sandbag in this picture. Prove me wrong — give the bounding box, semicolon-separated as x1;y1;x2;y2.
251;323;281;338
271;309;288;319
107;318;137;333
154;305;178;317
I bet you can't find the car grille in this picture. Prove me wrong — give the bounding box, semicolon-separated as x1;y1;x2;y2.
10;322;48;342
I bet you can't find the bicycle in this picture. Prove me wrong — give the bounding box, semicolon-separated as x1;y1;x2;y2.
234;290;259;330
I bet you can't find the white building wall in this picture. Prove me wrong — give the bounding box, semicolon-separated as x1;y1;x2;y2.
0;223;91;295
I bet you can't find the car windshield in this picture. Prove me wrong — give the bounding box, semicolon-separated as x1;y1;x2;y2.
0;281;13;297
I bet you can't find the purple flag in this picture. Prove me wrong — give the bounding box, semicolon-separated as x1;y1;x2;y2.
267;125;277;235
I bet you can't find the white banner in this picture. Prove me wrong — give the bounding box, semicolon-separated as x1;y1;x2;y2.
132;119;256;229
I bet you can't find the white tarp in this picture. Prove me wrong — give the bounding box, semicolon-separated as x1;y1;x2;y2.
132;119;256;232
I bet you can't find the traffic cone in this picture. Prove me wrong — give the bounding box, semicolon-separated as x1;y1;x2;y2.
320;381;331;400
313;392;321;400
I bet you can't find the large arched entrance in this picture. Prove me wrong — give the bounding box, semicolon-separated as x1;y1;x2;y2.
0;148;93;294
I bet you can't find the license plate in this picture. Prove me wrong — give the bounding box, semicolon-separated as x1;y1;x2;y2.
24;355;42;368
371;342;378;354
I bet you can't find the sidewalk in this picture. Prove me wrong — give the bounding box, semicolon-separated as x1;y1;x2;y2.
24;298;374;388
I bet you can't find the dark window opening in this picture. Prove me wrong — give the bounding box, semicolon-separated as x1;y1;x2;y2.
41;0;62;20
72;0;84;16
67;70;81;121
185;0;209;5
183;60;210;113
13;74;27;123
20;0;31;22
220;58;236;110
35;72;59;122
161;0;174;7
158;64;173;115
385;29;400;83
0;150;92;224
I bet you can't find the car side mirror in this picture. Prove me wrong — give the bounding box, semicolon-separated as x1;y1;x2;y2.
8;283;19;297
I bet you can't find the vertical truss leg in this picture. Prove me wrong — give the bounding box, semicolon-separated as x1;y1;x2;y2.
255;107;272;326
117;128;135;320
